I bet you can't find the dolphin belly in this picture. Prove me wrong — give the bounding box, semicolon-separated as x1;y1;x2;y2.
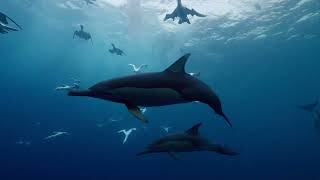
108;87;190;106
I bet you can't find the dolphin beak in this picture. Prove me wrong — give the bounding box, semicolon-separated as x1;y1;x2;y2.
220;112;232;128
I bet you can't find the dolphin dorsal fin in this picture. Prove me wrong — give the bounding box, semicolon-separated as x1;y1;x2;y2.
164;53;191;74
185;123;202;136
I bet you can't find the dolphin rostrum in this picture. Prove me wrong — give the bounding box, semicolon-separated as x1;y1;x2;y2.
68;53;232;127
136;123;239;159
164;0;206;24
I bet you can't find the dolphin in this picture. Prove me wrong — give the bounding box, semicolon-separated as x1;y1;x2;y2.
164;0;206;24
0;12;22;34
68;53;232;127
137;123;239;159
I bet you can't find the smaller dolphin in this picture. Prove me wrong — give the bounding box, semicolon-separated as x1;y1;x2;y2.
297;100;319;112
137;123;238;159
109;43;126;56
164;0;206;24
0;12;22;34
118;128;137;144
128;64;148;74
73;25;93;44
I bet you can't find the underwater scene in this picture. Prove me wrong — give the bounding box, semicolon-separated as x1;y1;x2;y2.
1;0;320;179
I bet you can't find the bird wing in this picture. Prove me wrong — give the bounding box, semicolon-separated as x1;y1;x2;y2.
164;8;178;21
185;8;206;17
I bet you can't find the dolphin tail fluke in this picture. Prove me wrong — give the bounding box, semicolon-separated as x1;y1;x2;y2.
68;90;91;97
220;112;232;128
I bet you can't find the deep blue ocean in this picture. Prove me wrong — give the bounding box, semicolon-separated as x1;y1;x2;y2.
1;0;320;179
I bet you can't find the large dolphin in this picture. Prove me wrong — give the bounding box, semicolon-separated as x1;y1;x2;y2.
68;53;232;127
136;123;239;159
164;0;206;24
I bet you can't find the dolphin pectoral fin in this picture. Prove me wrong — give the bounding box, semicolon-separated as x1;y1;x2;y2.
125;104;149;123
168;152;181;160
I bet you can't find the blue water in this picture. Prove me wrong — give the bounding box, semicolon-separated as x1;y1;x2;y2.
1;0;320;179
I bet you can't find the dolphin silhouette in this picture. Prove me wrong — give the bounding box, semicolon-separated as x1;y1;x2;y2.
137;123;239;159
68;53;231;127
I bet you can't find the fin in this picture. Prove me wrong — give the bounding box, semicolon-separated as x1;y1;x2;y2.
297;100;318;112
164;53;191;73
168;152;181;160
185;123;202;136
125;104;149;123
